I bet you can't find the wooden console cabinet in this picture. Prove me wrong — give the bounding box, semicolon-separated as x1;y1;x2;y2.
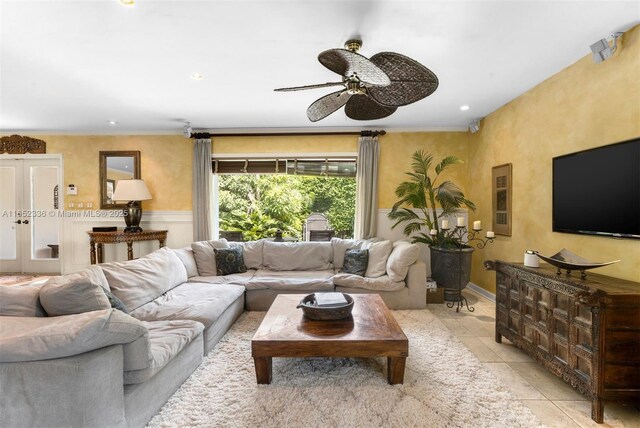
486;261;640;423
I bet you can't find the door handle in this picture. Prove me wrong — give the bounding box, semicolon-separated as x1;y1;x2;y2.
14;220;22;224
23;220;29;224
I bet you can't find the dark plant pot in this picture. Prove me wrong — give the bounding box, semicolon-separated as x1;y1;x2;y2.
430;246;474;302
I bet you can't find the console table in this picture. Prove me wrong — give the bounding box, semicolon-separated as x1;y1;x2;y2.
87;230;168;264
485;260;640;423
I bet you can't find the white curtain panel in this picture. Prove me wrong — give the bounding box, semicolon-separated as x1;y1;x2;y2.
192;138;212;241
354;135;379;239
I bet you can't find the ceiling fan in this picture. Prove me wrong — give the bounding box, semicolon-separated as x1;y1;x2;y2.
274;39;439;122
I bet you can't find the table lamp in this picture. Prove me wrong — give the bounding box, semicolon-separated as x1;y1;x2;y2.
111;179;152;233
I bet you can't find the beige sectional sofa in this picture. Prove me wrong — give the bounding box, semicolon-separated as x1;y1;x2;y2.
0;238;426;427
189;238;427;310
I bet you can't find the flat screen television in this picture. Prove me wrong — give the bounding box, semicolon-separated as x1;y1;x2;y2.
553;138;640;240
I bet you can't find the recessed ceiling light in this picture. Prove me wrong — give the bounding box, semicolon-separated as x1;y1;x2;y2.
460;105;470;111
119;0;135;7
191;73;204;80
108;120;118;125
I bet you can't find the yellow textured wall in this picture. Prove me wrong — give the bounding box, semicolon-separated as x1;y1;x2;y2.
378;132;469;209
43;135;193;211
468;25;640;291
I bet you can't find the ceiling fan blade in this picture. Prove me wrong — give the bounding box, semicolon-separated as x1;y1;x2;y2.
307;90;352;122
344;94;397;121
274;82;344;92
367;52;439;107
318;49;390;87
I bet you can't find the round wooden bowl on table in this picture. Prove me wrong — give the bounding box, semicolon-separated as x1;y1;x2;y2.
296;293;354;320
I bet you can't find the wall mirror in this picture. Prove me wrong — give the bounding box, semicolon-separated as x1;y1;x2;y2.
100;151;141;209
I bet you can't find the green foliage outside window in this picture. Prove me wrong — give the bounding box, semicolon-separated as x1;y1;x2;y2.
218;174;355;240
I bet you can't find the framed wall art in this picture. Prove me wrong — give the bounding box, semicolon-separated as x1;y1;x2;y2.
492;163;512;236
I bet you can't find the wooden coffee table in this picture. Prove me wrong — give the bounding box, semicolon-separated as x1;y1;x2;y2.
251;293;408;385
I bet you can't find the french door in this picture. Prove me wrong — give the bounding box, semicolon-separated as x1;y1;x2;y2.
0;157;62;273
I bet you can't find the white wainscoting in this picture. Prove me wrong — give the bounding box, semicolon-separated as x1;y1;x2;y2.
61;211;193;274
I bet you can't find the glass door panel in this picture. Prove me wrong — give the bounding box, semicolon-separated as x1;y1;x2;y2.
0;161;21;272
21;159;61;272
30;165;59;260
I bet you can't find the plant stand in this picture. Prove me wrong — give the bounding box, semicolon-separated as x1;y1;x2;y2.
443;226;494;313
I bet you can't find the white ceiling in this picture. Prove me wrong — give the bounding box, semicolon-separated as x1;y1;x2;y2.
1;0;637;134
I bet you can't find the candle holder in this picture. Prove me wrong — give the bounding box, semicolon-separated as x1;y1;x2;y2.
444;226;495;313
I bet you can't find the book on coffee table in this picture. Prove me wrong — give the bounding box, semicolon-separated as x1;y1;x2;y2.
314;292;348;307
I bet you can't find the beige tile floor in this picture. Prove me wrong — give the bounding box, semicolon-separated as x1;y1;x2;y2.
429;289;640;428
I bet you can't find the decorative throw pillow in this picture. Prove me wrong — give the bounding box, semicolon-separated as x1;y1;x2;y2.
101;287;129;314
214;247;247;276
342;249;369;276
331;237;363;270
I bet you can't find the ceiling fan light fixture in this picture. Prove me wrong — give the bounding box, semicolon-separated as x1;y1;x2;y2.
276;38;438;122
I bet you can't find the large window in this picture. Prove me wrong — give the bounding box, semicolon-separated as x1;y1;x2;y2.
213;157;356;240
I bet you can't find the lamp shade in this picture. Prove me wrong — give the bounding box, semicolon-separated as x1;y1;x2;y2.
111;179;152;202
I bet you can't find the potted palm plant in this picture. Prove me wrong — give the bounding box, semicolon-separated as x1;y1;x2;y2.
388;150;476;301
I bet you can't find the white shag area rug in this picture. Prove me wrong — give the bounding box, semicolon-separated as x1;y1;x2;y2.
148;310;543;428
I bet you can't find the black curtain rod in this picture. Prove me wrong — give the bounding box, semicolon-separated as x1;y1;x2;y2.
190;130;386;139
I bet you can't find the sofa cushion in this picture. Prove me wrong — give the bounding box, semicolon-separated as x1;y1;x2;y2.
46;266;111;291
170;247;199;278
124;319;204;385
188;270;256;286
101;247;188;312
263;241;333;271
331;238;366;270
236;240;263;270
332;273;405;291
39;278;111;316
342;249;368;276
130;282;245;330
0;309;147;363
386;241;421;282
0;283;46;317
191;239;230;276
214;247;247;276
245;269;334;291
363;240;392;278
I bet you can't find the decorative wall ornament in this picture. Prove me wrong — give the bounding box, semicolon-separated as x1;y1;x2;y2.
0;135;47;154
492;163;512;236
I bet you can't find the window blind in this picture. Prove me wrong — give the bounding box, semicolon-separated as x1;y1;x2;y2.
214;159;287;174
212;158;356;177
